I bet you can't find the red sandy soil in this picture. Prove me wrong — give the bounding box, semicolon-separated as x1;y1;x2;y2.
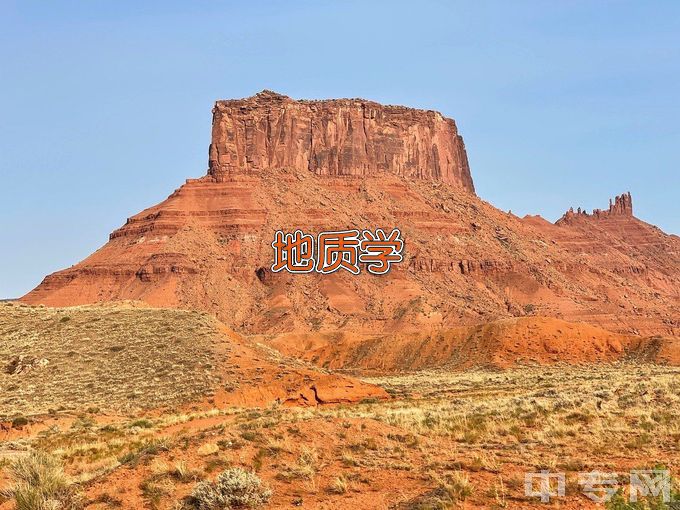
2;401;675;510
204;325;388;408
260;316;680;373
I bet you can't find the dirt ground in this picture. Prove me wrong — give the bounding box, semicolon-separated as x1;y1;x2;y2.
2;363;680;509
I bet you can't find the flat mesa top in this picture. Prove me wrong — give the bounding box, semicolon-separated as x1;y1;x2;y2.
214;90;449;119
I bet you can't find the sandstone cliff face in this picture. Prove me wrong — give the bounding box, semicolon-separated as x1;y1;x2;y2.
208;91;475;193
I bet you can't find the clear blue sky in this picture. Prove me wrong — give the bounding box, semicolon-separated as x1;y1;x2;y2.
1;1;678;298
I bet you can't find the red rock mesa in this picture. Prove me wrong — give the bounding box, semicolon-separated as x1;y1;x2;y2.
22;92;679;338
208;90;475;192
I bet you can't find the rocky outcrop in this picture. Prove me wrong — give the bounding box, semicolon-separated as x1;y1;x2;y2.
557;192;633;223
606;192;633;216
208;90;475;193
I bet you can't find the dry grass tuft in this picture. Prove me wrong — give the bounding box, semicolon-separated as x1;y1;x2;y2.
5;451;82;510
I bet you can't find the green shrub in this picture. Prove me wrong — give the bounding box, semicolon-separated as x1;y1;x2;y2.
129;418;154;429
187;468;272;509
11;416;29;428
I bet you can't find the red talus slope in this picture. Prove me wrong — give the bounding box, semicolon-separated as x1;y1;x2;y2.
260;317;680;372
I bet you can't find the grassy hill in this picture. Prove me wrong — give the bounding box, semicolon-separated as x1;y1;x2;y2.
0;303;220;418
